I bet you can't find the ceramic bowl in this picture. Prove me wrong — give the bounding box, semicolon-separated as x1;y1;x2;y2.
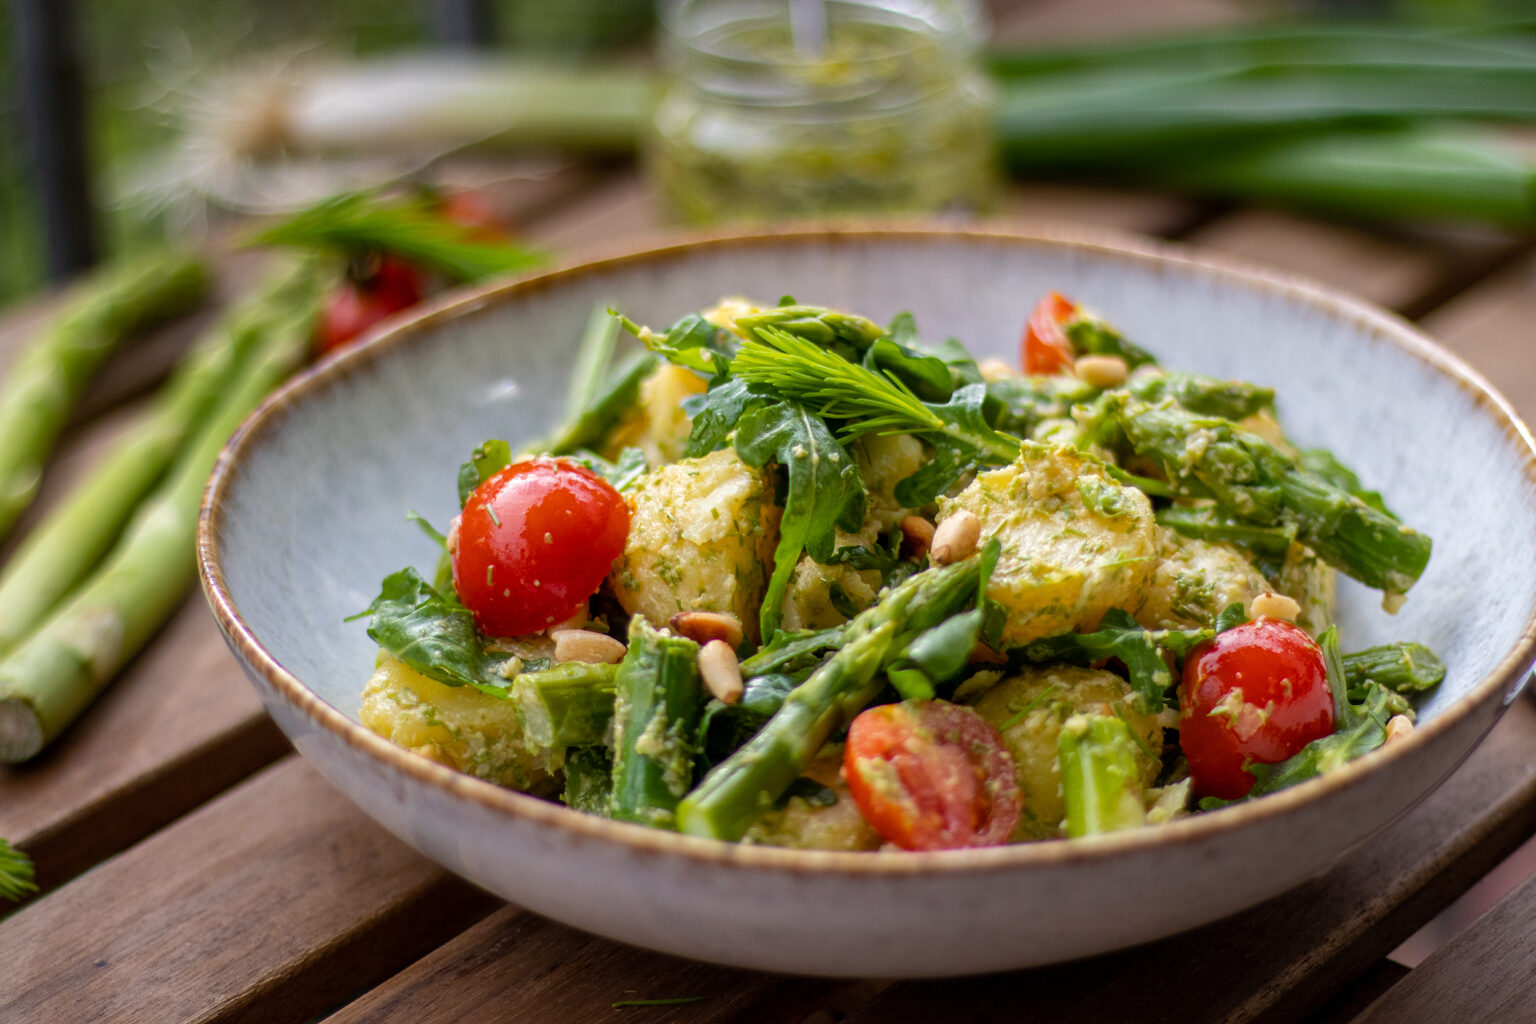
198;226;1536;977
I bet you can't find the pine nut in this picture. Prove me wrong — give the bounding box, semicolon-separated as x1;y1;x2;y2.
977;358;1016;382
698;640;744;704
1075;354;1129;388
930;510;981;565
669;611;744;649
1249;592;1302;623
1385;714;1415;744
551;628;626;664
900;515;936;558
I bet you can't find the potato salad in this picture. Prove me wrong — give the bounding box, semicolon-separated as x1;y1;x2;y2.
354;292;1444;850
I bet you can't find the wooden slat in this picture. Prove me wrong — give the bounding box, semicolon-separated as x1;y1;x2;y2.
1186;210;1522;318
321;907;844;1024
1350;868;1536;1023
844;699;1536;1024
0;757;499;1024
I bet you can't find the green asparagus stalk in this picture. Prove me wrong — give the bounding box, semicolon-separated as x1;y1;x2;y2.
1112;397;1431;596
561;746;614;817
609;616;704;828
675;556;985;842
0;251;207;542
1124;372;1274;421
0;287;279;654
1342;642;1446;694
1155;505;1297;561
511;661;618;749
1058;713;1148;838
0;263;321;762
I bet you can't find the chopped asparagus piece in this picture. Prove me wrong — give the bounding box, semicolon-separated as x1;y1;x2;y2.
609;616;704;828
1058;713;1149;838
1342;642;1446;694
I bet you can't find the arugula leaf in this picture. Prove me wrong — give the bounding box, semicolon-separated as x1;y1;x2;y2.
892;444;976;508
350;568;510;698
566;447;649;491
824;529;923;590
1019;607;1237;713
616;311;735;376
457;440;512;507
734;400;867;639
681;377;767;458
697;673;798;768
0;837;37;902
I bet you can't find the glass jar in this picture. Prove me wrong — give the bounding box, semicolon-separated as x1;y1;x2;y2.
650;0;998;224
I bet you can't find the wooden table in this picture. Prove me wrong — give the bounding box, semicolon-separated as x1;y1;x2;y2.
5;2;1536;1020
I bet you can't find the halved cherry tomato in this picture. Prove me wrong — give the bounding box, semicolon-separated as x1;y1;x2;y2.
315;255;424;355
1179;618;1335;800
452;459;630;636
1021;291;1079;375
844;700;1021;850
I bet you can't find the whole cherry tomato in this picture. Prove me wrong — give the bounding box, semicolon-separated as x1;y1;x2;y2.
315;255;424;355
452;459;630;637
844;700;1021;850
1021;291;1079;375
1179;617;1335;800
439;188;515;240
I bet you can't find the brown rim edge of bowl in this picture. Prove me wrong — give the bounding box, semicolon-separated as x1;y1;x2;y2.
197;221;1536;877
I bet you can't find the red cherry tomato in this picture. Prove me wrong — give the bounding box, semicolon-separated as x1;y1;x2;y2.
844;700;1021;850
315;256;424;355
452;459;630;637
1179;618;1335;800
439;189;515;240
1021;291;1079;375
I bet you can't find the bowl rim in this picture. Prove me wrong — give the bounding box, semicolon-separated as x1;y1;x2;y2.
198;221;1536;877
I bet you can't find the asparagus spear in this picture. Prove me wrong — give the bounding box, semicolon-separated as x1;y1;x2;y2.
0;288;277;654
0;251;207;542
511;661;618;750
0;836;37;902
675;555;985;842
1058;713;1149;838
1342;642;1446;694
561;746;614;817
609;616;704;828
0;264;321;762
1111;397;1431;596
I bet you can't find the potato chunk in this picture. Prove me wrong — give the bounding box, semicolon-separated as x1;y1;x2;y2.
1137;528;1271;630
603;363;708;466
360;651;555;791
969;665;1162;838
609;448;778;642
1274;541;1336;637
743;746;882;851
851;433;926;532
940;443;1157;646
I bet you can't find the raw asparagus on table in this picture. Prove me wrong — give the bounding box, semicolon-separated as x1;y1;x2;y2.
0;251;207;543
0;836;36;902
0;282;281;655
0;263;322;763
1058;714;1149;838
609;616;704;828
675;554;988;842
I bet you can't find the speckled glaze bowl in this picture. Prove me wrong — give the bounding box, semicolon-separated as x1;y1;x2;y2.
198;226;1536;977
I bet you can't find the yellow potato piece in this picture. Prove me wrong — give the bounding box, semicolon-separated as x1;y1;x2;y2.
609;448;779;643
360;651;555;791
941;442;1157;646
969;665;1162;839
1137;527;1271;630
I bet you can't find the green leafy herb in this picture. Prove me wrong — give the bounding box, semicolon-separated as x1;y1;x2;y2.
350;568;509;698
567;447;649;491
0;838;37;901
616;311;735;376
250;190;546;282
612;996;709;1009
1063;313;1157;368
457;440;512;507
561;747;614;817
733;400;867;640
542;350;658;456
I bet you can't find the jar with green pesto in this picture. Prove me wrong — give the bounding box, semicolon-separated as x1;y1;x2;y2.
651;0;998;224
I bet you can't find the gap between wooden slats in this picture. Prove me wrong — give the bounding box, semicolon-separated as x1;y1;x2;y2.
840;700;1536;1024
1349;865;1536;1024
0;757;499;1024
